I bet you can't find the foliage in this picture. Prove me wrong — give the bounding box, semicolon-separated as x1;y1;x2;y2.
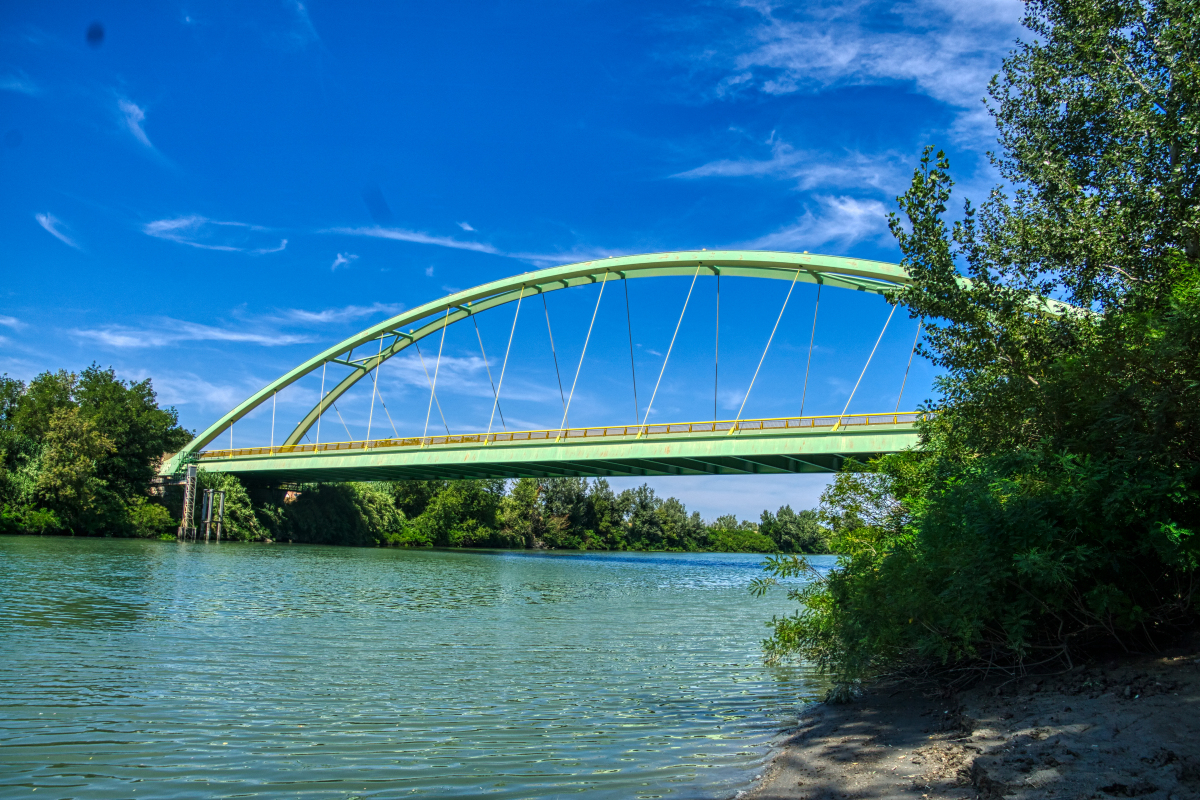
705;526;777;553
35;407;117;533
0;368;822;553
756;0;1200;683
759;505;830;553
126;496;175;539
0;366;190;538
75;365;191;499
276;482;407;546
196;471;267;542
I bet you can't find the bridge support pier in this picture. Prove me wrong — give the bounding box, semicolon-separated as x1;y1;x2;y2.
177;464;198;540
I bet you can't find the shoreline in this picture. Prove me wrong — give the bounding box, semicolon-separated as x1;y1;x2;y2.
745;638;1200;799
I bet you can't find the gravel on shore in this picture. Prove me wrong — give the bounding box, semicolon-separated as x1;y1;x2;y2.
745;639;1200;800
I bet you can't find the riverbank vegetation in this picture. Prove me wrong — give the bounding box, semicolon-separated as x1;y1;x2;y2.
0;369;828;553
755;0;1200;685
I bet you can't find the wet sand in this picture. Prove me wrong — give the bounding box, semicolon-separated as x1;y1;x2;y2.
746;640;1200;799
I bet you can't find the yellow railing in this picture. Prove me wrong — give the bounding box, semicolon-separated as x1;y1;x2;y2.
197;412;926;460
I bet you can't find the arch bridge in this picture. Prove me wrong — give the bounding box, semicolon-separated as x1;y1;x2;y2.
160;250;926;483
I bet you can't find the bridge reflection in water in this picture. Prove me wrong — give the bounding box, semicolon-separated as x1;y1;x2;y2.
189;412;923;482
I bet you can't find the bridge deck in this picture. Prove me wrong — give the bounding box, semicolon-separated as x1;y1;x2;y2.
180;413;924;482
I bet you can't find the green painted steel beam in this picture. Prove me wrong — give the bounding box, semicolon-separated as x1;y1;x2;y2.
163;249;913;476
184;423;918;483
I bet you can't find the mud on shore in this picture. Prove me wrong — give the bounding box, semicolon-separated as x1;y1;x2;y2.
746;641;1200;800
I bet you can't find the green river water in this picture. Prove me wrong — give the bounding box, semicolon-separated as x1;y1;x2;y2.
0;537;826;799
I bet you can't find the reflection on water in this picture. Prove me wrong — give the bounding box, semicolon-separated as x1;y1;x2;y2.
0;537;827;799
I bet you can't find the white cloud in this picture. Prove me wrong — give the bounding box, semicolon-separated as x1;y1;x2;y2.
143;215;287;253
457;221;475;231
278;302;405;325
147;372;250;410
0;73;39;95
331;252;358;270
285;1;321;48
745;195;890;249
506;246;629;268
118;99;154;148
676;133;908;192
424;265;434;277
713;0;1022;142
35;213;81;249
0;315;24;330
327;225;499;254
380;353;561;405
72;318;313;348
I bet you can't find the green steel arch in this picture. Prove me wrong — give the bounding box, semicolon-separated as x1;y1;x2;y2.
162;250;912;476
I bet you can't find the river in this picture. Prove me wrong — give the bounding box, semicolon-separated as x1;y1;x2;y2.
0;537;827;799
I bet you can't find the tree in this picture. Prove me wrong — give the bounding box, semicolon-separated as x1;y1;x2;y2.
759;506;829;553
756;0;1200;682
410;479;505;547
35;407;115;532
0;375;23;430
13;370;75;440
75;365;191;498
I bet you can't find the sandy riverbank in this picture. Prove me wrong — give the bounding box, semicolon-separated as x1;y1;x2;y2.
746;638;1200;799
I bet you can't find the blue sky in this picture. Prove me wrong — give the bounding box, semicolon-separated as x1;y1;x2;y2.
0;0;1023;521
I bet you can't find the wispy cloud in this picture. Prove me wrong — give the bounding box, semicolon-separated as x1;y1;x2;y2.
506;246;629;268
675;133;907;192
744;195;890;249
0;315;25;330
457;221;475;231
118;99;153;148
327;225;499;254
710;0;1022;143
0;72;39;96
380;354;554;404
278;302;405;325
331;252;358;270
72;318;314;349
143;215;287;253
143;371;252;410
35;213;81;249
281;1;322;49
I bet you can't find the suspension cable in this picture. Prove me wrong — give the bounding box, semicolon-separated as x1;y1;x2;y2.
367;334;384;441
733;269;801;426
377;389;399;437
414;340;450;436
639;266;700;434
543;293;568;427
896;317;923;412
333;403;353;441
624;277;639;425
837;303;897;426
799;282;821;416
473;315;506;431
714;271;719;421
560;272;609;430
489;288;524;435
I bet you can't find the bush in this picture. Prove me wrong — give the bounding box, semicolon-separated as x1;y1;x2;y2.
126;496;175;538
705;527;777;553
278;482;406;546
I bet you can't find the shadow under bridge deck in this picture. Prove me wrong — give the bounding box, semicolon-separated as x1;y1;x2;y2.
189;413;923;483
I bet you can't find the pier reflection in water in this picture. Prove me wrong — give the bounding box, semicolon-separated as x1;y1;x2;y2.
0;537;825;799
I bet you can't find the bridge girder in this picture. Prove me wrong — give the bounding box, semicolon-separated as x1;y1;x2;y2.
185;422;919;483
163;249;914;477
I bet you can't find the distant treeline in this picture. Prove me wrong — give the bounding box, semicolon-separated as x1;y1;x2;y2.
0;368;830;553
